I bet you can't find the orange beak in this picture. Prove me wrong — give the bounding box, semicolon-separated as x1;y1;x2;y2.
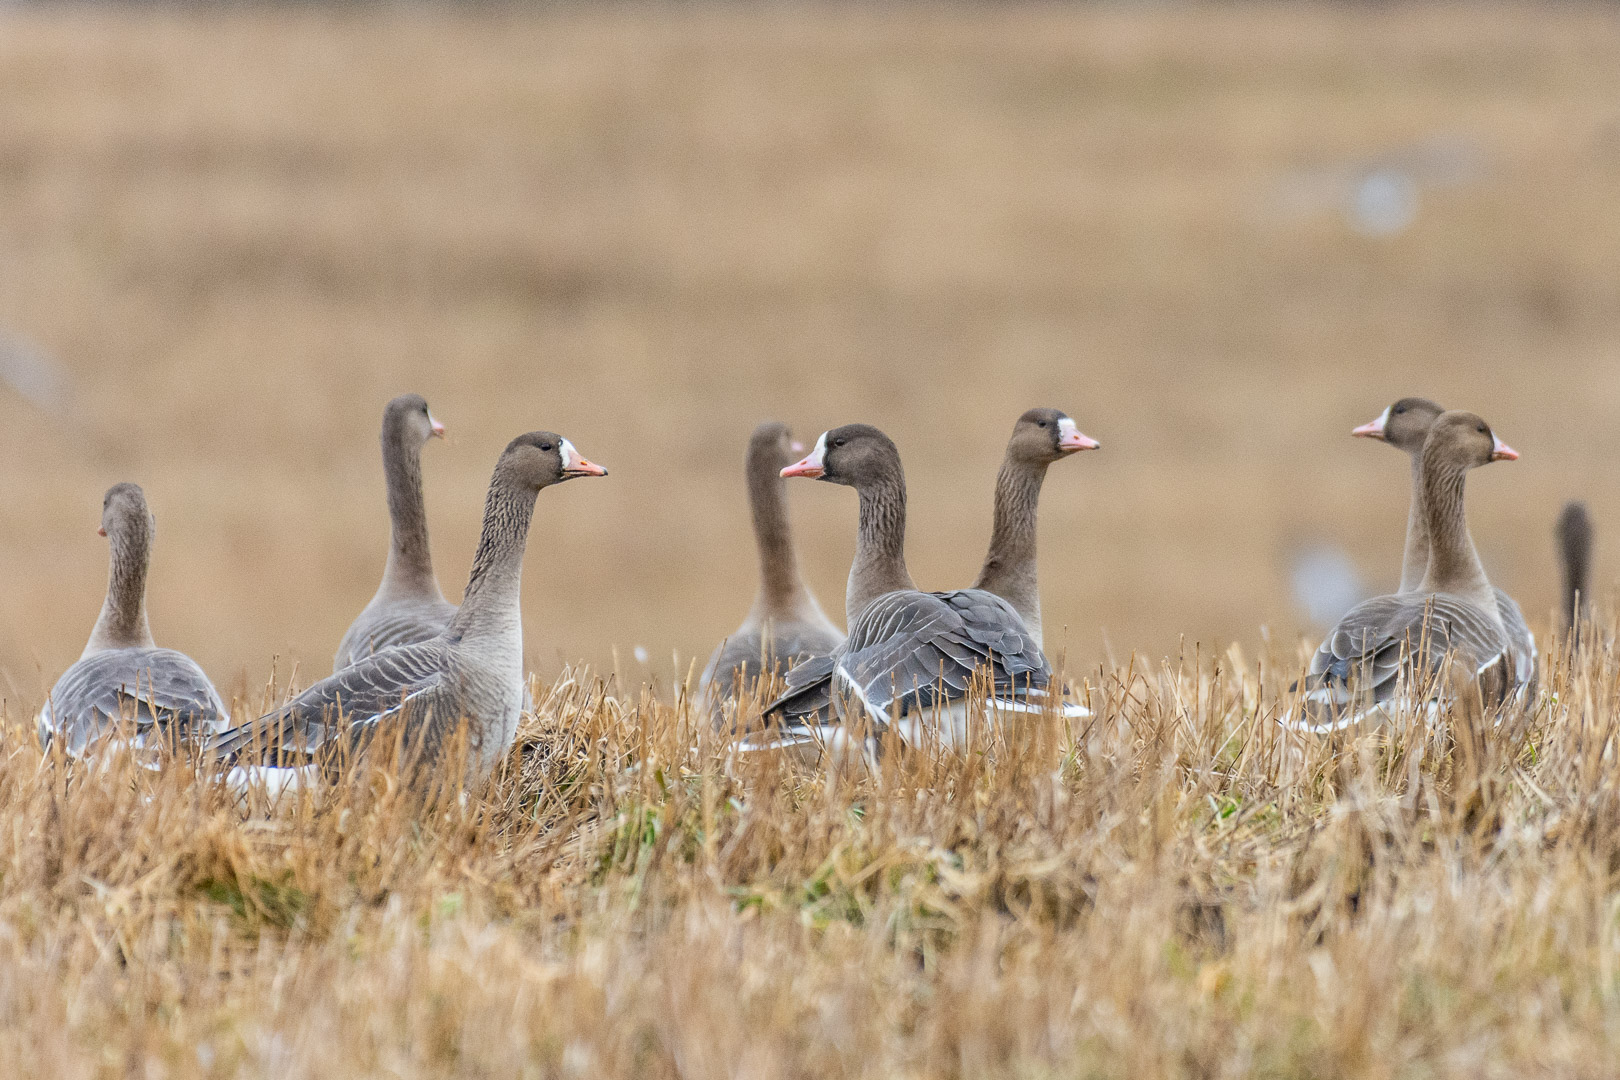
97;526;106;537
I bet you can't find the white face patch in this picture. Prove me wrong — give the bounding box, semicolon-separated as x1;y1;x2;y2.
1057;417;1078;440
808;431;828;468
559;438;581;470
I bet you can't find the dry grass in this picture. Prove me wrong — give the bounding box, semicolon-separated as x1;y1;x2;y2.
6;633;1620;1077
5;4;1620;1075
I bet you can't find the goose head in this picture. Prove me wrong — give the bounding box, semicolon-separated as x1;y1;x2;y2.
781;424;900;488
499;431;608;492
1008;407;1099;464
98;482;154;545
1352;397;1442;453
1423;411;1518;470
384;393;446;448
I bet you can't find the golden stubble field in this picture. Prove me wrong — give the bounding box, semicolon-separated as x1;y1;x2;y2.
4;7;1620;1077
2;4;1619;708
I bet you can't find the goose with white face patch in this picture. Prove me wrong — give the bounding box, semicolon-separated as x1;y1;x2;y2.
38;483;230;757
210;431;608;787
752;424;1087;759
1289;411;1520;733
1351;396;1536;699
972;408;1099;649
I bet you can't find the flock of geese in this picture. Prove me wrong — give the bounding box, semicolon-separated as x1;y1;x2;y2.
30;393;1594;787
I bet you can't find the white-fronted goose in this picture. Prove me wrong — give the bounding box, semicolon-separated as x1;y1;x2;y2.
38;484;229;755
972;408;1098;648
1293;411;1519;732
333;394;454;671
698;421;843;705
1556;501;1593;639
208;433;607;784
757;425;1083;751
1353;397;1536;693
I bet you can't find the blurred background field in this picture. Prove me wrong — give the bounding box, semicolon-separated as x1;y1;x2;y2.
1;3;1619;708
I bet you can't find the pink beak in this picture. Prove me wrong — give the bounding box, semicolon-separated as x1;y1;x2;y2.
1491;436;1519;461
1352;408;1389;440
97;525;106;537
1057;421;1100;453
782;433;828;479
429;413;446;439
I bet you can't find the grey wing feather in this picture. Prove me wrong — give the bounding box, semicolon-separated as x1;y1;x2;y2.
700;617;844;701
334;599;457;671
1494;588;1537;697
763;589;1052;734
39;647;230;756
1296;592;1509;731
211;638;453;762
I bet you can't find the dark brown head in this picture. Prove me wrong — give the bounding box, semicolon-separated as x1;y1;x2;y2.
497;431;609;491
747;421;803;475
99;482;154;547
1422;411;1519;471
781;424;901;489
1352;397;1443;454
383;393;445;448
1006;407;1099;465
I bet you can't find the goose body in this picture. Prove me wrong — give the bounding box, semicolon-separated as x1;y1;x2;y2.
39;483;228;755
700;422;843;706
210;433;607;784
334;394;456;670
1293;411;1519;732
757;425;1082;754
1353;397;1536;696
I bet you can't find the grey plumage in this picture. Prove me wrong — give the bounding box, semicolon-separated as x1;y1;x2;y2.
757;424;1083;755
333;394;455;671
211;431;608;785
1291;410;1519;734
40;647;229;757
700;422;843;709
1295;592;1511;732
38;483;228;756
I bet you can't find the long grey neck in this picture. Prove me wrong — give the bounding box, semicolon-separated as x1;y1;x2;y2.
380;430;443;600
1417;459;1496;613
449;477;537;641
1398;451;1431;593
847;475;915;624
748;448;811;617
85;524;155;655
973;458;1047;645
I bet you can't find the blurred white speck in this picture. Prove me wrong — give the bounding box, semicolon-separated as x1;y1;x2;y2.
1291;545;1367;629
0;333;69;413
633;646;649;664
1351;170;1418;236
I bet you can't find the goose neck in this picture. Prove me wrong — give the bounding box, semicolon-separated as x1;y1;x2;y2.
847;474;914;622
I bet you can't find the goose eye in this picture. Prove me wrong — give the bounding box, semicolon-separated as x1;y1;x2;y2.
1393;406;1405;415
1476;425;1487;434
1036;420;1048;428
538;441;554;452
833;438;846;447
